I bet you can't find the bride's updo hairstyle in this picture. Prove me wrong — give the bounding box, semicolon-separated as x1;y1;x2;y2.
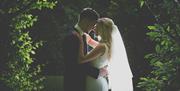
96;18;114;59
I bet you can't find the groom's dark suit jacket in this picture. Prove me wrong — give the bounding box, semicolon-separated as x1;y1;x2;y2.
62;28;100;91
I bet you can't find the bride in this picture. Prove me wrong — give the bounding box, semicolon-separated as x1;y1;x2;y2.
75;18;133;91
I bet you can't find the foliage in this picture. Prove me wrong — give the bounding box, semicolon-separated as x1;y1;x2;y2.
0;0;57;90
138;0;180;90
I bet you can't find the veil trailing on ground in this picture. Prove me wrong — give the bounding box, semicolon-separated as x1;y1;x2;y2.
108;24;133;91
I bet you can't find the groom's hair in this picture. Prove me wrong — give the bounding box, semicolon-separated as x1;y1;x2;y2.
79;8;99;22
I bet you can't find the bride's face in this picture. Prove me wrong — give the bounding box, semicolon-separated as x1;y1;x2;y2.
95;23;102;36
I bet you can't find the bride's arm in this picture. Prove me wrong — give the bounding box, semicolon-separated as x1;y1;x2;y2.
77;34;106;64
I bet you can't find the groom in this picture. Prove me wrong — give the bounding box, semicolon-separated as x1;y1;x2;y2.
62;8;108;91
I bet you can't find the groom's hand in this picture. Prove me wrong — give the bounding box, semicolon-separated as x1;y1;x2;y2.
99;65;108;78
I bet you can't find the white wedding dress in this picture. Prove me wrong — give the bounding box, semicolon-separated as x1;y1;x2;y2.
85;24;133;91
86;45;109;91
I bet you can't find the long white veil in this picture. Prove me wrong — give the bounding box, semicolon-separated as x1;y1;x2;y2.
108;25;133;91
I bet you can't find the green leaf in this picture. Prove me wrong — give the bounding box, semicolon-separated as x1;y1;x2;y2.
140;77;148;81
12;40;16;44
166;26;170;32
155;45;161;53
144;53;153;59
162;76;168;81
15;75;19;80
140;1;145;8
147;26;157;30
146;32;160;38
31;50;35;54
154;61;163;67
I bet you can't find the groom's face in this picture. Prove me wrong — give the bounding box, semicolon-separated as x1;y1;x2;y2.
86;20;97;32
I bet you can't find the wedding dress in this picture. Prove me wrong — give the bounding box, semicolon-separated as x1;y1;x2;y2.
86;45;109;91
85;24;133;91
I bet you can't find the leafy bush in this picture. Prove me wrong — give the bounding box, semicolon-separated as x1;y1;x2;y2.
138;0;180;90
0;0;57;90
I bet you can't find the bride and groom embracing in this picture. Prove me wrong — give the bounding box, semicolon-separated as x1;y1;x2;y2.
62;8;133;91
